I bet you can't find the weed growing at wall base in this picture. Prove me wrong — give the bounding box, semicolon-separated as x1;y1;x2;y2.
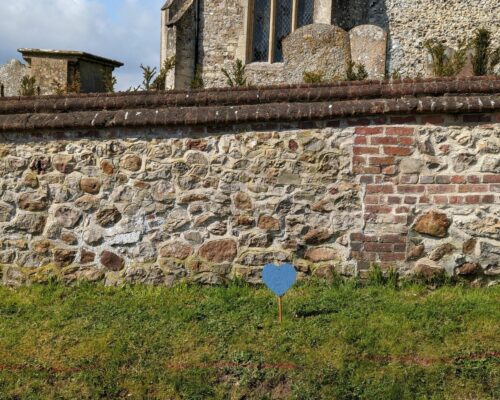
0;281;498;399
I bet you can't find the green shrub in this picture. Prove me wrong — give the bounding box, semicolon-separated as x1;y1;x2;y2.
425;39;467;77
303;70;325;84
472;28;500;76
18;75;37;96
221;59;247;87
190;66;204;89
346;61;369;81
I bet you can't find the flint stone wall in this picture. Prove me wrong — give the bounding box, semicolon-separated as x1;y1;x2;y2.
0;78;499;287
0;60;27;97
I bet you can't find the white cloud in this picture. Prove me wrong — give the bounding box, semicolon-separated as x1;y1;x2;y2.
0;0;161;90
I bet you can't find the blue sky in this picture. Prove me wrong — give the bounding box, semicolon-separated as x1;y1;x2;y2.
0;0;163;90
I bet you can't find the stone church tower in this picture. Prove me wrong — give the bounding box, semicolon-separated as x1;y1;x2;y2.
161;0;500;90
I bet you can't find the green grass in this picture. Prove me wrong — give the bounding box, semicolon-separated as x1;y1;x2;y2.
0;280;498;399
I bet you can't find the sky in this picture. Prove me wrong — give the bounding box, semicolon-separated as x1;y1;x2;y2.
0;0;163;91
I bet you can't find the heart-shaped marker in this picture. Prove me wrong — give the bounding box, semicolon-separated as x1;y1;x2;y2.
262;263;297;297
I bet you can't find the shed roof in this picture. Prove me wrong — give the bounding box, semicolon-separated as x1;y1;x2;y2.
18;49;123;68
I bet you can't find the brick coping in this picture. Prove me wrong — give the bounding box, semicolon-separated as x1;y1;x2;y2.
0;77;499;133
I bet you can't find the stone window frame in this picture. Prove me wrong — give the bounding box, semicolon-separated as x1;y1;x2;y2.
244;0;312;64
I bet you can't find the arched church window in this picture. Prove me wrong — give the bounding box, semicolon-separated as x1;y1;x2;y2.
251;0;314;63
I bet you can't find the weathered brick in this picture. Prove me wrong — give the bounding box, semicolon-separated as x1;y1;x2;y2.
419;176;434;184
382;165;398;175
465;195;481;204
364;242;393;252
467;175;481;183
360;175;374;184
385;127;414;136
387;196;402;204
450;175;466;184
458;184;489;193
354;146;379;155
422;115;445;125
404;196;417;204
449;196;465;204
433;195;449;204
355;127;383;135
400;175;418;184
435;175;451;184
364;195;380;204
398;137;415;146
482;194;495;203
384;146;414;156
397;185;425;193
366;205;393;214
427;185;457;194
395;205;410;213
369;156;395;166
366;184;394;194
483;175;500;183
371;136;398;145
354;136;368;145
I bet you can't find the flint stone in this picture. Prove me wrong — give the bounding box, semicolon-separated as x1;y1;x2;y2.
53;248;77;267
414;211;451;238
52;154;76;174
304;228;332;245
463;238;477;255
81;249;96;264
96;206;122;227
305;247;338;262
108;232;141;246
0;202;15;222
413;258;446;279
83;228;104;246
18;192;48;211
100;250;125;271
13;213;47;234
54;206;82;228
429;243;456;261
258;215;280;231
237;250;290;266
160;241;193;260
198;239;237;263
233;192;253;210
456;262;482;276
120;154;142;172
100;159;115;175
75;194;99;211
283;24;350;83
349;25;387;79
80;177;101;194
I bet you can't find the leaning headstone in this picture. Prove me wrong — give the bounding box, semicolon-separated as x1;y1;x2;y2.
349;25;387;80
283;24;351;83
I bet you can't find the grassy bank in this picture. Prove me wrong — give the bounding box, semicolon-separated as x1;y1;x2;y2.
0;280;499;399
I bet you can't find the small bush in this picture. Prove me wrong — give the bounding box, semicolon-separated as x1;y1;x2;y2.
153;56;176;90
346;61;368;81
471;28;500;76
303;70;325;84
425;39;467;77
190;66;204;89
221;59;247;87
19;75;37;96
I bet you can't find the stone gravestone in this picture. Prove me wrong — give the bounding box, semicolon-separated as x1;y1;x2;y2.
283;24;351;84
349;25;387;80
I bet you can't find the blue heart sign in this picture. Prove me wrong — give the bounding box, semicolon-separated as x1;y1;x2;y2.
262;263;297;297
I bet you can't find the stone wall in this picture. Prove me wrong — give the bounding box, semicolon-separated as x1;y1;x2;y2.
0;78;498;287
0;60;27;97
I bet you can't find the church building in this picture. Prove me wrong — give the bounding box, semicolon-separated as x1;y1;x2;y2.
160;0;499;89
